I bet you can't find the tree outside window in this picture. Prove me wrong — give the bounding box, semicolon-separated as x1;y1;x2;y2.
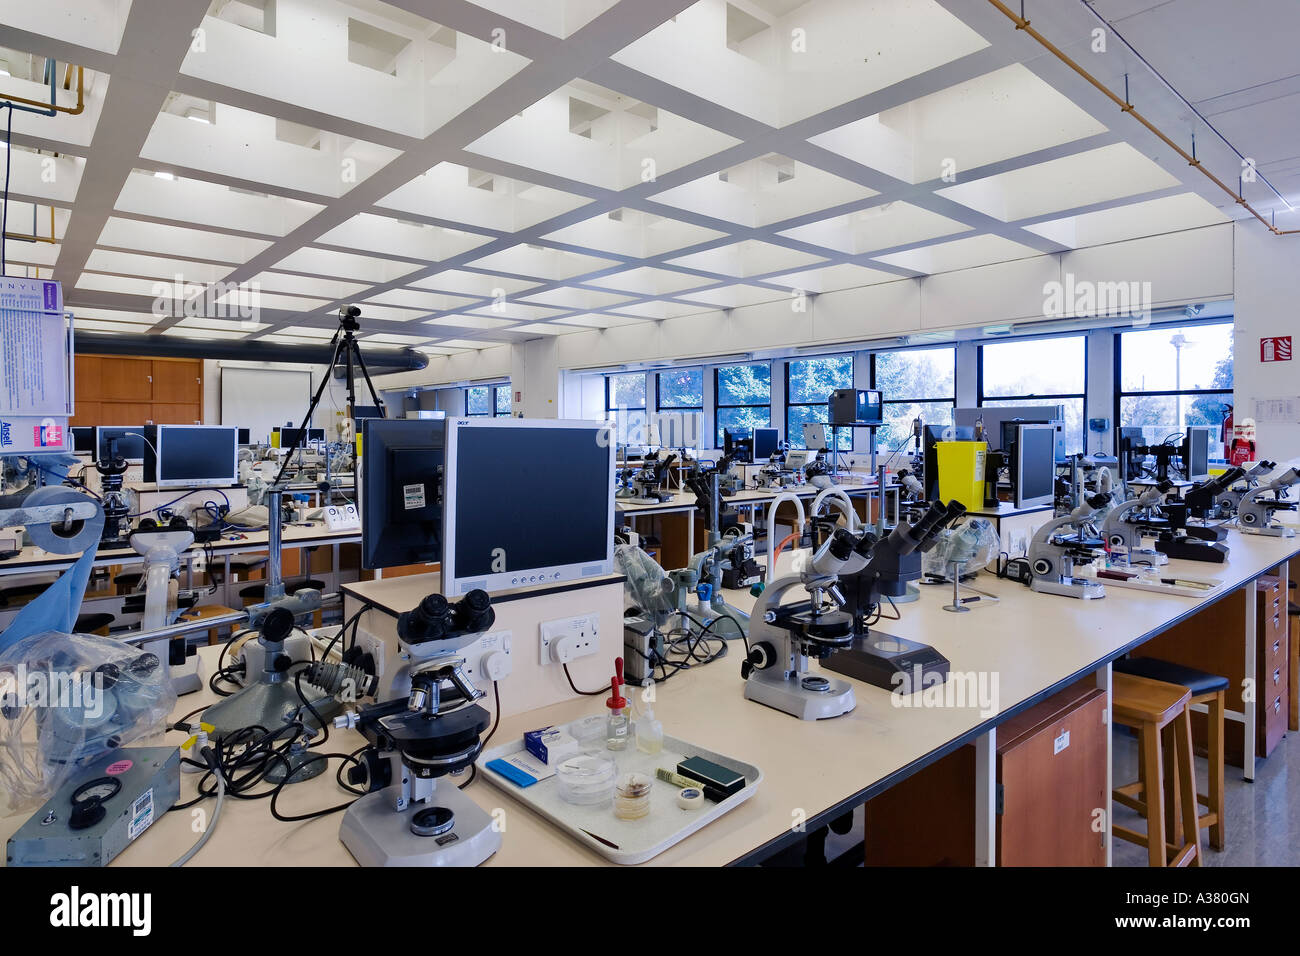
715;364;771;447
787;355;853;450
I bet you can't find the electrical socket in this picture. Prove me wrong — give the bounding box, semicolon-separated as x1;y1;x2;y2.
539;614;599;665
462;630;512;688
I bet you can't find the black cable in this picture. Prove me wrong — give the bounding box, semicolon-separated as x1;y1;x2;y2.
267;751;363;822
563;663;606;696
293;671;330;748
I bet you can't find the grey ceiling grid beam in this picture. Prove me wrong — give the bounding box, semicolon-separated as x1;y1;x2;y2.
49;0;215;288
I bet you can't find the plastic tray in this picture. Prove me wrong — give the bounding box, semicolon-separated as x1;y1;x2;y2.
478;734;761;864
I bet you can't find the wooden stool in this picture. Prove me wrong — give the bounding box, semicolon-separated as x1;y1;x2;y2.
1111;673;1201;867
178;604;242;645
1114;657;1227;851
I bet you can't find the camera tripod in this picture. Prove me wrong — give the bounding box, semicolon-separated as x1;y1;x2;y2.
274;306;386;486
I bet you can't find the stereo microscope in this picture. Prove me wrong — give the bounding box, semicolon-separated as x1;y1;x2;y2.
335;590;501;867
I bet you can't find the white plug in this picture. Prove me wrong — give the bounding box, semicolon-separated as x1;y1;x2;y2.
550;635;578;664
481;649;511;682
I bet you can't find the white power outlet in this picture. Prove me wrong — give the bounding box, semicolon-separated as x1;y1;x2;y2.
539;614;600;665
463;630;513;688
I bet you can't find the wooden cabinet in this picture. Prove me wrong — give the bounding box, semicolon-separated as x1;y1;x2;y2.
71;355;204;427
864;681;1108;866
1135;566;1290;763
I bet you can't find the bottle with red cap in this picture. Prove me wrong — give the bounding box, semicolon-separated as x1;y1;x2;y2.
605;657;629;751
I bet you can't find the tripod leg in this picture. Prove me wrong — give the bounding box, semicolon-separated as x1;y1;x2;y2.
273;331;346;486
350;338;388;418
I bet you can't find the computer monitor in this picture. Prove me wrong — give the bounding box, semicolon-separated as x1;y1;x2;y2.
921;424;975;500
71;426;96;454
829;389;883;426
237;428;251;445
1182;426;1214;482
1013;424;1057;509
785;449;816;471
803;422;830;451
723;427;754;464
360;419;446;569
753;427;780;460
442;418;615;596
956;405;1066;452
95;427;146;463
146;425;239;488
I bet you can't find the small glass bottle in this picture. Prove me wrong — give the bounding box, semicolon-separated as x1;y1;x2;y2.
636;697;663;755
605;678;629;751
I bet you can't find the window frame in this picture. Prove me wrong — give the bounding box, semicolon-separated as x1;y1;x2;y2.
1112;319;1234;452
465;384;511;418
785;353;854;450
713;363;772;448
869;345;957;440
977;334;1088;453
655;367;704;413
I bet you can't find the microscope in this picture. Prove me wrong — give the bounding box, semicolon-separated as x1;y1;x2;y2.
740;527;862;720
1237;466;1300;537
1146;472;1239;563
335;590;501;867
821;501;967;693
625;452;677;503
1027;493;1112;599
1102;481;1172;567
1210;460;1275;518
128;519;203;695
93;438;132;548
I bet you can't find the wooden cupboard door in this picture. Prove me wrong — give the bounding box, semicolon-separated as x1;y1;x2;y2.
98;402;154;426
100;358;154;401
76;355;104;401
997;690;1107;866
70;400;102;427
151;359;202;404
151;403;201;425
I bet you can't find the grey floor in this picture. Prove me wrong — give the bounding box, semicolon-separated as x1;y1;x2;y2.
1111;723;1300;866
815;724;1299;867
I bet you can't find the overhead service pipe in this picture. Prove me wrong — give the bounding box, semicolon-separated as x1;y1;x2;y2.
72;332;429;374
0;61;85;117
987;0;1299;236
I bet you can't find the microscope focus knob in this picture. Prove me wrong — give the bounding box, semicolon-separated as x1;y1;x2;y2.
272;654;292;673
741;642;775;678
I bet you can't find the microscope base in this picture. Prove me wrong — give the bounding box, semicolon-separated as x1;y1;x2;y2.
821;633;949;694
201;677;337;741
1238;525;1295;538
1030;577;1105;600
1113;548;1168;567
743;670;855;720
169;656;203;696
340;785;500;867
1155;537;1229;563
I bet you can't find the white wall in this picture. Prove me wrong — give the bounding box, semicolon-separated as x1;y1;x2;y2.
1232;223;1300;459
203;358;353;438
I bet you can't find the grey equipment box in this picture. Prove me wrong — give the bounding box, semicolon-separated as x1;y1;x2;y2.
7;746;181;867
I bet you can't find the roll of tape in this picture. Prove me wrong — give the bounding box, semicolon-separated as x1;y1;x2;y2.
677;786;703;810
22;486;105;554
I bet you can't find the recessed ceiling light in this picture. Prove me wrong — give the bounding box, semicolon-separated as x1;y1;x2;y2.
186;114;211;124
154;171;175;180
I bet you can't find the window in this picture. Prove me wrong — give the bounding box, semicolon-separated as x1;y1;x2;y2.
657;368;703;410
1116;321;1233;449
871;347;956;451
715;363;771;447
786;354;853;450
979;336;1086;455
466;384;511;417
606;371;647;444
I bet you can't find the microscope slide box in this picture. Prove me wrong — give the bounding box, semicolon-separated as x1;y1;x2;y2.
478;734;761;865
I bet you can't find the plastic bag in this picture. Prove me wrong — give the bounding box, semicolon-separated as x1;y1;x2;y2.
0;630;176;814
923;517;1000;578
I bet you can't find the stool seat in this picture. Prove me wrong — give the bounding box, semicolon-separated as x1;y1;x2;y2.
1112;673;1191;728
1115;657;1230;696
239;584;266;602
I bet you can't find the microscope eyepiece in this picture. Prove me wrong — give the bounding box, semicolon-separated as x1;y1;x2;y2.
827;528;857;562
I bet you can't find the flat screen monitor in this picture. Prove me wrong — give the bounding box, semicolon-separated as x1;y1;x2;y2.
1182;426;1213;481
360;419;446;570
956;405;1066;451
442;418;615;596
922;424;975;500
95;427;146;463
71;426;96;454
147;425;239;488
276;426;325;448
237;428;251;445
753;427;780;460
829;389;883;426
723;427;754;463
1014;424;1057;508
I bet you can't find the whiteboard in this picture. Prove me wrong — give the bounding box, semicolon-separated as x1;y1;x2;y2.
219;367;312;444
